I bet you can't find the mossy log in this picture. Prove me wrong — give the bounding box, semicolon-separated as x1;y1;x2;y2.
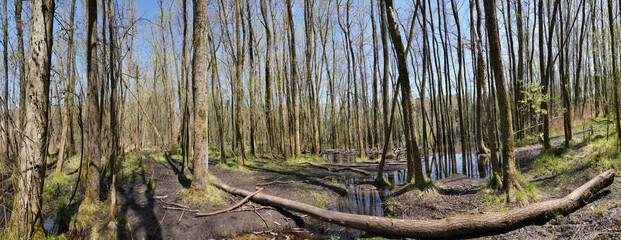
210;169;615;238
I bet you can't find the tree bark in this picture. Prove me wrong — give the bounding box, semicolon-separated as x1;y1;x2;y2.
472;0;490;156
260;0;274;155
192;0;209;188
235;0;245;165
379;0;392;155
83;0;102;205
5;0;55;237
211;169;615;238
56;0;77;173
608;0;621;150
483;0;525;201
383;0;424;188
286;0;301;157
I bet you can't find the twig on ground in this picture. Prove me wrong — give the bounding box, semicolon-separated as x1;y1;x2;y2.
163;206;199;212
256;176;283;186
195;188;264;217
154;214;166;232
253;205;269;229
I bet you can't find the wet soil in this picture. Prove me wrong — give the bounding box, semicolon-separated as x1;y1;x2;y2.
119;124;620;239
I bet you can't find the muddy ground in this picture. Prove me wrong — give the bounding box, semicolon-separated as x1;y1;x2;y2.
117;126;620;239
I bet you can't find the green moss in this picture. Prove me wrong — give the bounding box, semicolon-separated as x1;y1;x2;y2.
178;175;226;209
287;154;328;164
166;144;182;156
310;191;328;208
69;201;109;235
150;152;167;163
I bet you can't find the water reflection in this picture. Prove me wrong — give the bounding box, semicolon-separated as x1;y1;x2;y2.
308;152;490;238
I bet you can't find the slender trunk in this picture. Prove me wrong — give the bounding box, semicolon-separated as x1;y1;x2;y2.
384;0;424;188
192;0;210;188
83;0;101;204
235;0;246;165
483;0;525;202
246;1;257;156
286;0;301;157
380;0;392;155
260;0;274;155
608;0;621;150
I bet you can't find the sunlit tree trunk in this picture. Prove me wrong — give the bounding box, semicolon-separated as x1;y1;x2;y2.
608;0;621;150
83;0;102;204
384;0;424;188
5;0;55;237
192;0;210;188
483;0;525;202
286;0;301;157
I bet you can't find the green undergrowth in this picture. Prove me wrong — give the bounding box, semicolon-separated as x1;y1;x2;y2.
309;191;329;208
215;157;253;173
177;174;226;209
119;152;145;182
479;171;538;207
530;126;620;181
287;154;328;164
149;151;167;163
43;154;82;238
67;201;129;240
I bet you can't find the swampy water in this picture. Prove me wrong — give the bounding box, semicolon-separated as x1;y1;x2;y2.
304;152;490;238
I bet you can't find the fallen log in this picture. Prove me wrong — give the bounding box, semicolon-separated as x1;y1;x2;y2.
210;169;615;238
303;162;371;175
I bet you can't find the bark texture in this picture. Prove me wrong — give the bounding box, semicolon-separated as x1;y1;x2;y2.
192;0;210;188
5;0;55;237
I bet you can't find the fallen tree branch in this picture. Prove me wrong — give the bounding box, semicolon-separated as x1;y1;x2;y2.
195;188;264;217
210;169;615;238
303;162;370;175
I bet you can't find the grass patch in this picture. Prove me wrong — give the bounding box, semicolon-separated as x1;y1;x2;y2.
177;174;226;209
119;152;145;181
287;154;328;164
69;201;109;236
529;149;573;177
310;191;328;208
149;152;167;163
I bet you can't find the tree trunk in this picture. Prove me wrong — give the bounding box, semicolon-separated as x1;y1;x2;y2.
5;0;55;237
246;0;257;156
3;0;9;164
383;0;424;188
305;0;319;155
211;169;615;238
483;0;525;202
192;0;209;188
235;0;245;165
56;0;77;173
286;0;300;157
379;0;392;155
83;0;102;204
260;0;274;155
16;0;26;132
608;0;621;150
472;0;490;156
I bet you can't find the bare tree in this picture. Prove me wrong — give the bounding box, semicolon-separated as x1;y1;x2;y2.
5;0;55;237
192;0;210;188
83;0;102;204
483;0;525;202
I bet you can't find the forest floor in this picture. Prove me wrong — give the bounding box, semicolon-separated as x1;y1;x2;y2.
10;121;621;239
